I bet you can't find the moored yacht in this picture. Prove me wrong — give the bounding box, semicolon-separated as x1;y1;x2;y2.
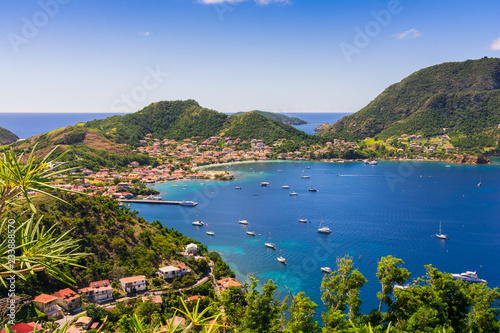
317;214;331;234
277;242;286;264
436;221;447;240
260;182;270;187
452;271;486;283
264;229;276;249
180;200;198;207
321;267;332;273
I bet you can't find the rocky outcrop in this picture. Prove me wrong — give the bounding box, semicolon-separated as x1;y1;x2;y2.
445;155;491;165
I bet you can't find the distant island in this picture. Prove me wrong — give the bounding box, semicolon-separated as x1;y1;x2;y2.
231;110;309;125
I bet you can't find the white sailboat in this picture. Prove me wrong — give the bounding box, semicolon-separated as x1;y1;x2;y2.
281;177;290;189
265;229;276;249
192;209;204;226
238;209;249;225
308;180;318;192
206;223;214;236
317;214;331;234
277;242;286;264
298;214;307;223
436;221;447;240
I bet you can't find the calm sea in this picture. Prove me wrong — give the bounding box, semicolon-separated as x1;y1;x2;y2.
0;112;347;139
132;160;500;315
0;113;124;139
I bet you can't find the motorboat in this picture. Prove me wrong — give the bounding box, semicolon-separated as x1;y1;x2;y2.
321;267;332;273
260;182;270;187
452;271;486;283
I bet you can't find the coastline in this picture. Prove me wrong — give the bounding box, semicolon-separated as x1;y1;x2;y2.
192;155;495;172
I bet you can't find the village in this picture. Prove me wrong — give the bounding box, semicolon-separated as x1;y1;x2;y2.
4;243;243;333
50;133;461;200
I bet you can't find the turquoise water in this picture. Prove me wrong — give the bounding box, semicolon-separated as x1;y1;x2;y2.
131;160;500;314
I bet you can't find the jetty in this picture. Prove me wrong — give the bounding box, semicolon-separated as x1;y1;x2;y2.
118;199;198;206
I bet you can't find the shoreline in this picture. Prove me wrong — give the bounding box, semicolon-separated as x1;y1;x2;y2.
193;156;496;172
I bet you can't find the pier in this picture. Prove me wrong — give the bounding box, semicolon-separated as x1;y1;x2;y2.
118;199;198;206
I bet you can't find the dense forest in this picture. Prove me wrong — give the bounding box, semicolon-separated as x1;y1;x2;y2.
319;58;500;145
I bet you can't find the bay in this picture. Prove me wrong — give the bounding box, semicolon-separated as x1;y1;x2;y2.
132;159;500;314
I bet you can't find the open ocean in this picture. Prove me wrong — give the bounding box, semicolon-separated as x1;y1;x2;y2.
133;159;500;315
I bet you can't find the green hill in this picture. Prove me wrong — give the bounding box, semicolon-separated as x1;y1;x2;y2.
222;111;310;143
0;126;19;145
85;99;311;145
231;110;308;125
319;58;500;148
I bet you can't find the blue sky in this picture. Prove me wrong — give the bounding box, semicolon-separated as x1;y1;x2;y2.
1;0;499;113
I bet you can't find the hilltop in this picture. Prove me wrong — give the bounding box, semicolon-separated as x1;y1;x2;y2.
85;100;311;146
0;126;19;145
318;58;500;150
231;110;308;125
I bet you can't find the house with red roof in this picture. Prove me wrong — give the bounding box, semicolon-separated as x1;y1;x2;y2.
33;294;63;320
120;275;147;294
79;280;113;304
53;288;81;312
1;322;42;333
216;278;242;292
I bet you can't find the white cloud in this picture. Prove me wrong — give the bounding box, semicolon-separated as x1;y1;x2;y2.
393;28;422;40
137;31;150;36
489;37;500;51
197;0;290;5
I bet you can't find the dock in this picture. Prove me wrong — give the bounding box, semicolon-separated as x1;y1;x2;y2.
118;199;198;206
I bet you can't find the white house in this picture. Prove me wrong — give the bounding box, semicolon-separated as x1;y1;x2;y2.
120;275;147;294
158;266;180;279
186;243;198;253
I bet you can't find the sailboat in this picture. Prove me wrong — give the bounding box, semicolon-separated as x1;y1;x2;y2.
206;223;214;236
298;214;307;223
192;209;204;226
477;177;482;187
281;177;290;189
317;214;331;234
289;189;298;196
246;223;255;236
238;209;249;225
265;229;276;249
308;180;318;192
436;221;447;240
301;170;310;179
277;242;286;264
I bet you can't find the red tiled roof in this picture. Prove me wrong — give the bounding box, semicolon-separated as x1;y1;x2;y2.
53;288;79;301
1;322;42;333
89;279;110;288
120;275;146;284
34;294;57;303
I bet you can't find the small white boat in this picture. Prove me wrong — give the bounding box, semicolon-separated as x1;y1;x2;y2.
277;242;286;264
265;229;276;249
145;195;163;201
301;175;310;179
321;267;332;273
180;200;198;207
298;218;307;223
277;169;283;172
369;160;378;165
436;221;447;240
317;214;331;234
282;185;290;189
192;209;204;226
238;219;249;225
206;231;214;236
452;271;486;283
260;182;270;187
290;191;298;196
305;166;310;169
235;186;242;189
246;231;256;236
